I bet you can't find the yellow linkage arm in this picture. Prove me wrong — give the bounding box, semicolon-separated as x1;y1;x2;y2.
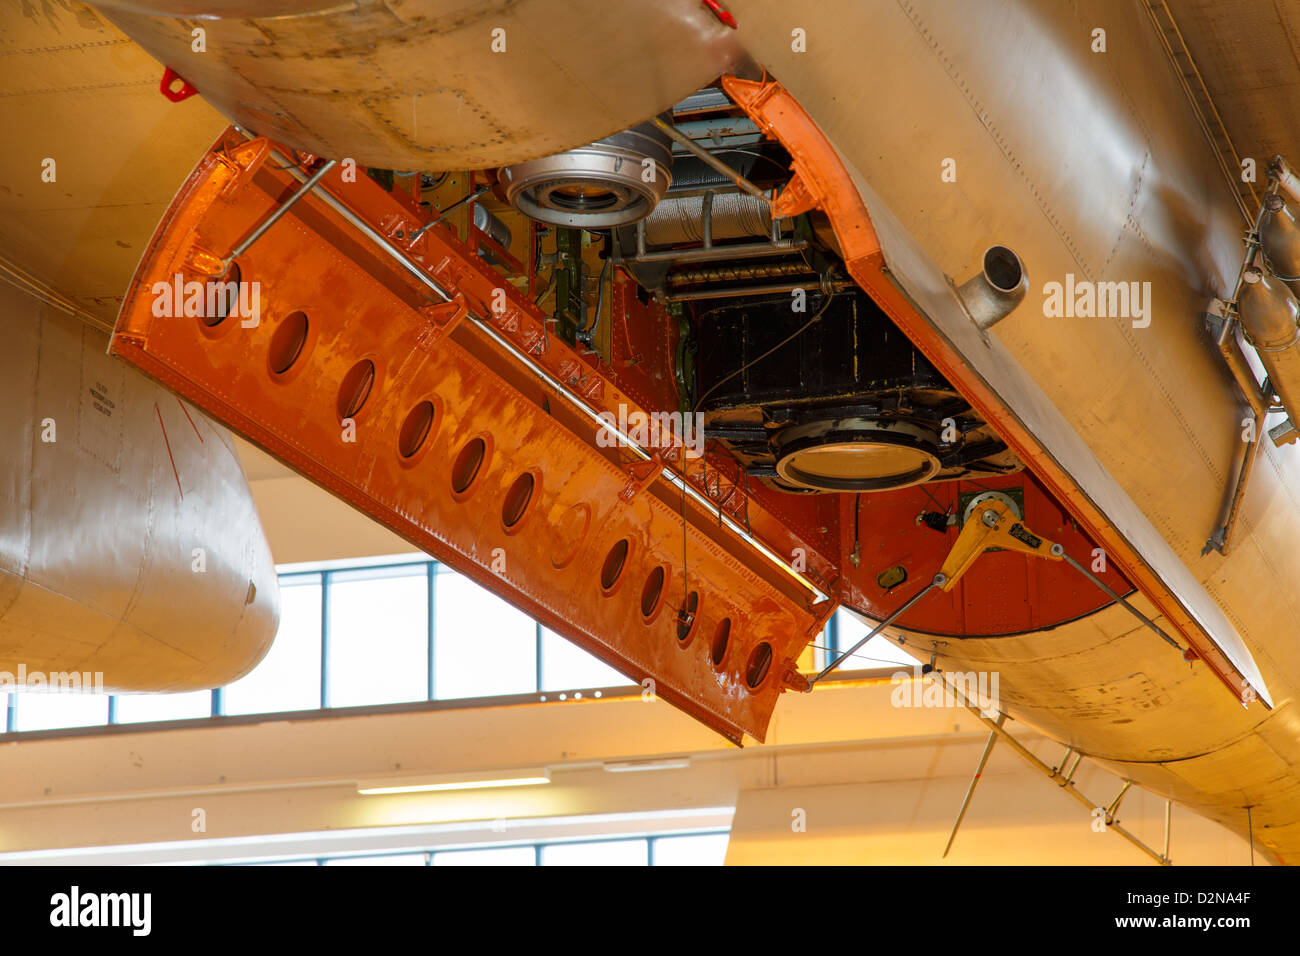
937;497;1063;593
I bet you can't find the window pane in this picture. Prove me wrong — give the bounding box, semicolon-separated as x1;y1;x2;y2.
434;572;535;699
540;627;627;691
653;833;729;866
13;692;109;732
432;846;536;866
255;859;321;866
223;577;322;715
540;840;648;866
114;690;213;724
323;853;426;866
833;608;917;668
328;566;428;707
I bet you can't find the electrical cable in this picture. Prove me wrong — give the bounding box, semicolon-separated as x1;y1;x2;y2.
703;147;791;177
853;492;861;560
692;287;837;414
678;286;840;621
533;269;556;308
266;148;308;171
580;256;611;342
803;643;916;670
920;483;949;515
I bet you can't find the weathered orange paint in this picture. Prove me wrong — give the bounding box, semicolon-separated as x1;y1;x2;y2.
110;130;831;744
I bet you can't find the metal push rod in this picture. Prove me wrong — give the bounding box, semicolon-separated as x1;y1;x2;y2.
940;678;1171;866
269;149;826;601
942;714;1004;858
808;574;946;686
651;116;771;205
222;158;338;270
1056;548;1183;653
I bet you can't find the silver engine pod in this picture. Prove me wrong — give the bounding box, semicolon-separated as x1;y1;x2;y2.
499;115;673;228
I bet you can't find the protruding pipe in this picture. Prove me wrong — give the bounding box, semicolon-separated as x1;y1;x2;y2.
1238;267;1300;442
1270;155;1300;204
956;245;1028;330
1260;194;1300;293
1215;317;1267;417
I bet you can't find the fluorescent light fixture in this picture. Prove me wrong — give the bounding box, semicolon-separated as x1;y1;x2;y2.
603;757;692;773
357;768;551;795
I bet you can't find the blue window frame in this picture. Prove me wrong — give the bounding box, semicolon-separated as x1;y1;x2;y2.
1;554;643;733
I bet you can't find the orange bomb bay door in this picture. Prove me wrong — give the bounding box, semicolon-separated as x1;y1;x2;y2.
110;130;833;745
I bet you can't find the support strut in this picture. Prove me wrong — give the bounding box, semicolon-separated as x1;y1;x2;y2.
942;714;1004;858
812;496;1187;685
942;677;1171;865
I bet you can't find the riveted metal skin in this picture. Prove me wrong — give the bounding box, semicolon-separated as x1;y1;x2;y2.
721;75;1264;707
110;130;829;744
91;0;744;171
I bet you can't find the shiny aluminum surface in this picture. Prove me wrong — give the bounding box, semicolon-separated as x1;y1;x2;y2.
729;0;1300;860
92;0;744;170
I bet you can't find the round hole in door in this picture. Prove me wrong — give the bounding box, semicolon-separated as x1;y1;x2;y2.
451;437;486;494
641;566;665;618
201;262;241;328
337;359;375;420
601;539;629;591
711;618;732;668
502;472;535;528
398;401;435;459
746;641;773;689
269;310;309;375
676;591;700;643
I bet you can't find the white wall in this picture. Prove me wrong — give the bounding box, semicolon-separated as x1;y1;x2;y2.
0;677;1258;865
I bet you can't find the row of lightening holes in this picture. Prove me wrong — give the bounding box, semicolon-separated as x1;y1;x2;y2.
202;277;773;692
597;537;773;692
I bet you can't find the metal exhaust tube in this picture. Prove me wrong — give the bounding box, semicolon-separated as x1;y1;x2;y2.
1238;266;1300;441
956;245;1028;330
